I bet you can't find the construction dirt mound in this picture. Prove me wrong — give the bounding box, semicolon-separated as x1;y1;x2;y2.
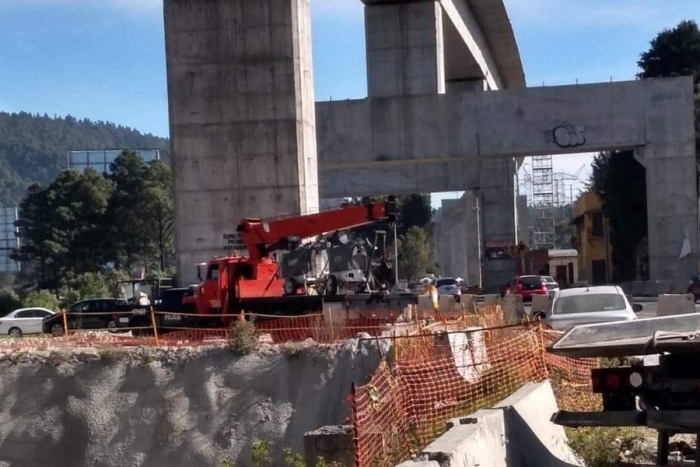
0;340;388;467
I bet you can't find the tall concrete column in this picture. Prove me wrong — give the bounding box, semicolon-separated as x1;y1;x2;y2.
364;0;445;97
640;78;698;288
165;0;319;285
479;158;517;292
462;191;481;286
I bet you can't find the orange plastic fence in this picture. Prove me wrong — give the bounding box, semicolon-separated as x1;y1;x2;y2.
351;324;599;467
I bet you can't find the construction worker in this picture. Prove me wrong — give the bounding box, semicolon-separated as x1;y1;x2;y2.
420;277;439;310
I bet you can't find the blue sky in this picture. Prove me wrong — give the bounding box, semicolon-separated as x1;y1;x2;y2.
1;0;699;203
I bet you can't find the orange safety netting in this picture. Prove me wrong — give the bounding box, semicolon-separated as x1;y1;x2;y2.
351;323;600;467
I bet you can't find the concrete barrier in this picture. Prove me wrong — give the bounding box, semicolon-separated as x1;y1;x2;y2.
501;295;525;323
303;425;354;467
439;294;459;312
460;294;475;312
531;295;550;315
434;328;489;384
657;294;696;317
495;382;582;467
484;294;501;307
394;381;581;467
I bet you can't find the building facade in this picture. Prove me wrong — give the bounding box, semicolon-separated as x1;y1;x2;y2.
572;191;613;285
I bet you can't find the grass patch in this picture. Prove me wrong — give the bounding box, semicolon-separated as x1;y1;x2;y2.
567;427;648;467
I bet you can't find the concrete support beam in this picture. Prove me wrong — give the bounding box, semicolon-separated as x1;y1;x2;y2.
479;158;517;290
316;77;697;290
440;0;503;90
365;1;446;97
165;0;319;285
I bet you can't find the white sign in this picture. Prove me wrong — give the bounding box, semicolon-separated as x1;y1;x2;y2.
221;233;247;252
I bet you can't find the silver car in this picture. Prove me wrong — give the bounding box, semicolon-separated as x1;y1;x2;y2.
435;277;461;297
545;285;640;331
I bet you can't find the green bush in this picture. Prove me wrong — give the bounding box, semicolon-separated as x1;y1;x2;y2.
567;427;642;467
23;289;60;311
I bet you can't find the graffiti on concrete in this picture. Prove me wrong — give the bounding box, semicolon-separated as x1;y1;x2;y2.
552;124;586;148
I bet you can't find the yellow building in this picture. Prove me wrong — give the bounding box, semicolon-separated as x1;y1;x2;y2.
572;191;613;285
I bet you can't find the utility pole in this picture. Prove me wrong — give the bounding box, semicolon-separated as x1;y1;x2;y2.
473;190;483;290
393;222;399;288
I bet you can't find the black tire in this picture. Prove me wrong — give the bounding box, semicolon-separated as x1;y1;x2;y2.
8;327;22;338
106;319;118;333
51;323;64;337
326;275;338;296
532;312;546;322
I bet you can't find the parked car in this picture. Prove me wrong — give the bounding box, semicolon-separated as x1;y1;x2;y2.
435;277;461;297
0;308;55;338
541;276;560;296
42;298;128;336
543;285;641;331
505;275;549;302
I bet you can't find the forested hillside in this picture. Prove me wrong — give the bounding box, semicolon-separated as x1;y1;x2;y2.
0;112;169;205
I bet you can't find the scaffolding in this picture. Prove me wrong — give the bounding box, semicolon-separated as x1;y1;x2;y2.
531;155;555;249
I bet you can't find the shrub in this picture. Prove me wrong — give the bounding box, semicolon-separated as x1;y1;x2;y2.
567;427;642;467
0;291;21;316
23;289;59;311
229;319;258;355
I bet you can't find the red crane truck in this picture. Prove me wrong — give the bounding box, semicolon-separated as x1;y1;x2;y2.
122;196;416;331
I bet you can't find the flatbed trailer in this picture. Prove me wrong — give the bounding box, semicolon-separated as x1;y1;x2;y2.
118;288;418;334
548;313;700;466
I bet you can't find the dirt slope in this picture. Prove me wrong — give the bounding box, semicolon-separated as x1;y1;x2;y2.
0;340;386;467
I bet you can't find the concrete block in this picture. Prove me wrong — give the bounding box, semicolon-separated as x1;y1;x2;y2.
530;295;550;315
495;382;583;467
483;294;500;307
501;294;524;323
417;296;434;314
434;328;489;384
303;425;354;467
395;461;440;467
657;294;696;317
421;409;507;467
439;294;457;312
459;294;475;313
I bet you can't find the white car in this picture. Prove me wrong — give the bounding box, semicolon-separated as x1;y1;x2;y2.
435;277;461;297
544;285;640;331
0;307;56;338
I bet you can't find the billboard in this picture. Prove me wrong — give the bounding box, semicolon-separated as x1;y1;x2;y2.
0;208;20;273
67;149;161;174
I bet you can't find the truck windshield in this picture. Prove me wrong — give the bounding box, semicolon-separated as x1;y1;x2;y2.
554;294;626;315
207;264;219;280
436;278;456;287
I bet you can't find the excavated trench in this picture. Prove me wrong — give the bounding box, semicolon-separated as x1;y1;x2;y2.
0;340;388;467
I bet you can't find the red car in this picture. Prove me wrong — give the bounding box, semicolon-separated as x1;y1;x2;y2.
505;275;550;302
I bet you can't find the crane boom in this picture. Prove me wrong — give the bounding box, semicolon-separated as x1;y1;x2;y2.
237;197;397;260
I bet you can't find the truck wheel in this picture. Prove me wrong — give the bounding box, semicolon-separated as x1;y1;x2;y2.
51;323;64;337
532;312;546;322
283;278;297;296
8;327;22;338
107;319;118;333
326;275;338;296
